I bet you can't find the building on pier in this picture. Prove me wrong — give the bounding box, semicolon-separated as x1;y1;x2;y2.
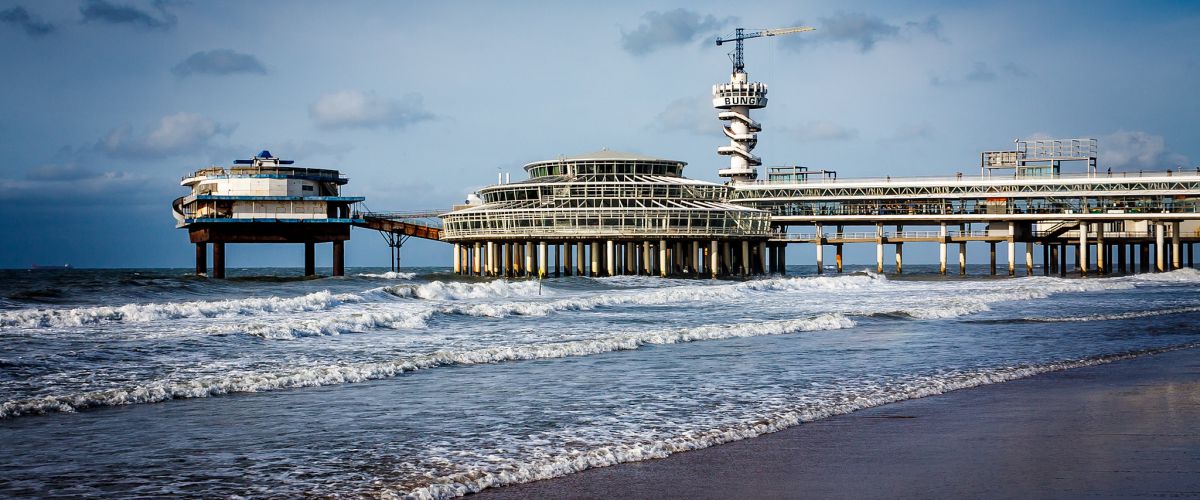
439;150;773;278
729;161;1200;276
173;151;364;277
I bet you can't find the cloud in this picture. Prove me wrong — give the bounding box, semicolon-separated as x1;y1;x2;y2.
1100;130;1190;169
653;96;716;135
0;168;152;205
98;112;236;159
788;120;858;142
172;49;267;77
964;62;997;82
905;15;945;42
309;90;433;130
25;163;103;181
621;9;734;56
782;12;945;53
932;61;1031;86
0;6;55;37
80;0;177;30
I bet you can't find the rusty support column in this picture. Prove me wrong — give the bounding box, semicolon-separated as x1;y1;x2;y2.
332;240;344;277
212;242;226;279
195;243;207;276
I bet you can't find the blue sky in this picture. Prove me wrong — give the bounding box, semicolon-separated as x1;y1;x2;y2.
0;0;1197;268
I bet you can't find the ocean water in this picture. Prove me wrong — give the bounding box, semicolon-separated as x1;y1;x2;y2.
2;265;1199;497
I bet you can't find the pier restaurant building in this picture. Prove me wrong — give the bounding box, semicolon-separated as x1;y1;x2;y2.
439;150;773;277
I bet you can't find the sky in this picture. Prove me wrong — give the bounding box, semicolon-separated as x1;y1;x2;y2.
0;0;1197;269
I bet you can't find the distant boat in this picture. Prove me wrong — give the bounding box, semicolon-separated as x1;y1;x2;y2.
29;264;72;270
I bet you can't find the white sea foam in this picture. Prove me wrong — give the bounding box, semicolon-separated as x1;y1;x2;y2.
0;314;854;418
394;344;1197;499
357;272;417;280
0;290;369;329
386;280;547;301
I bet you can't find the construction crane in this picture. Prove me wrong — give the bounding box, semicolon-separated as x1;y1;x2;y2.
716;26;815;74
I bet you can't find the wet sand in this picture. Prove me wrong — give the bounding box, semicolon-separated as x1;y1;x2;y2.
479;347;1200;498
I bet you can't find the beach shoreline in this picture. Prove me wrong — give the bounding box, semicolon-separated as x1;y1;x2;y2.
478;347;1200;498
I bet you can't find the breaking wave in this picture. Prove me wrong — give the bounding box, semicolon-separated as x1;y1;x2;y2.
395;344;1198;499
0;290;369;329
0;314;854;418
357;272;417;280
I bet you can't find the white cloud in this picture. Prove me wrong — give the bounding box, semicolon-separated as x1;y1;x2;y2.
309;90;433;130
1101;130;1189;169
98;112;235;159
620;9;734;56
653;96;716;135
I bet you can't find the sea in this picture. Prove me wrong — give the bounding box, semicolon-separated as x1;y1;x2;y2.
2;265;1199;497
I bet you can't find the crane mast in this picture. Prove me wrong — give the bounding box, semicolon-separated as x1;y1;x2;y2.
715;26;814;75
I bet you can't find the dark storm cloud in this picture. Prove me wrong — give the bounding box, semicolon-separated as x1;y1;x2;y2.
621;9;735;56
172;49;267;77
80;0;177;30
0;6;55;37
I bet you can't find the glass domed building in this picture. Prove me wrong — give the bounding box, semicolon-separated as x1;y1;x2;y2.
440;150;776;277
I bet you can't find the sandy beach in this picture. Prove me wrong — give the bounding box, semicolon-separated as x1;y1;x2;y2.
480;347;1200;498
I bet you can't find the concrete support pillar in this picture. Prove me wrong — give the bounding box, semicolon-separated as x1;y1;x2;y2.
1118;243;1127;273
710;240;719;278
1079;223;1089;276
958;242;967;276
1140;243;1151;273
835;244;843;273
895;243;903;274
939;223;948;275
332;240;344;277
213;242;226;279
691;241;701;275
633;241;643;273
486;241;495;277
643;241;652;275
1007;222;1016;277
1156;224;1166;272
1025;241;1034;276
588;242;598;276
195;243;207;276
815;224;824;275
662;238;672;276
1190;242;1195;269
1048;244;1058;275
780;244;787;275
555;243;562;277
522;242;531;277
305;241;316;276
1096;224;1106;274
473;243;482;275
741;240;751;276
451;243;461;275
989;242;997;276
1172;221;1182;270
538;241;548;278
605;240;615;277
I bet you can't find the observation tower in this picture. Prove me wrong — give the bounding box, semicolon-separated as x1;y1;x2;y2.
713;27;813;183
